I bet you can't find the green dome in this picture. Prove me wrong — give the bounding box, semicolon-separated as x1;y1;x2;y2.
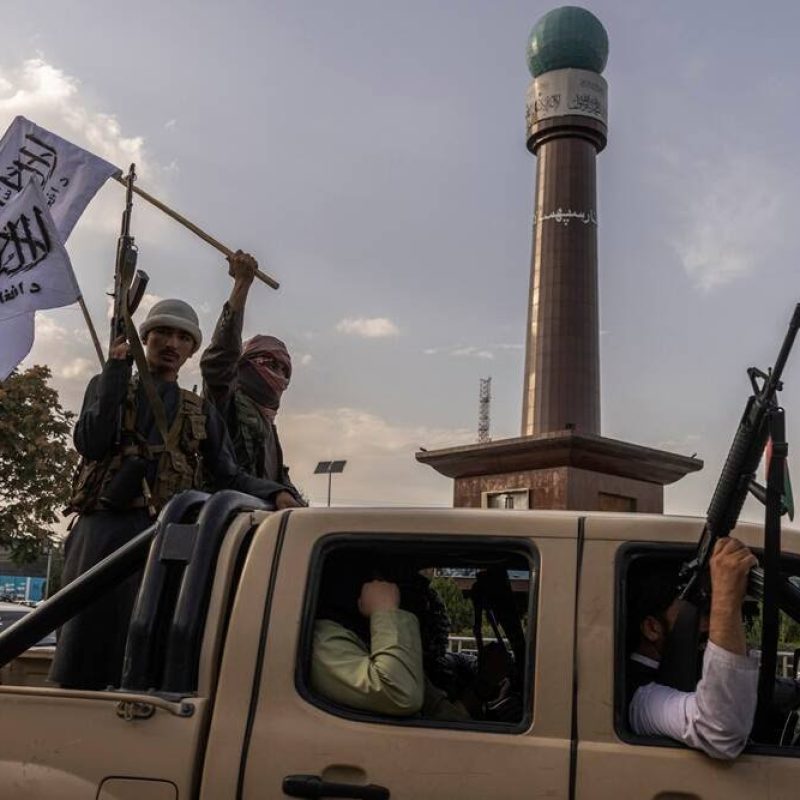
527;6;608;77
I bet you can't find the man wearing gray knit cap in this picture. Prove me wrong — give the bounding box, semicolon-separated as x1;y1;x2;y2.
52;296;300;691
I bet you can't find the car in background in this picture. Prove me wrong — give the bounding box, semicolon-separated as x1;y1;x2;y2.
0;601;55;686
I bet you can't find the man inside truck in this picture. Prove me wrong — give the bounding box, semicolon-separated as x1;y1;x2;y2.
310;553;471;721
627;537;759;760
310;550;516;722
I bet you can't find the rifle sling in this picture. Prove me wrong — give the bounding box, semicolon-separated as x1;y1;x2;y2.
119;263;172;449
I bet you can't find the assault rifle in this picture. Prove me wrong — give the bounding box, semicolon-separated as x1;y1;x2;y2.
109;164;148;353
659;304;800;692
680;305;800;603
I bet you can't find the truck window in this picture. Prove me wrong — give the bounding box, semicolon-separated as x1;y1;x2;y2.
616;546;800;754
296;538;537;731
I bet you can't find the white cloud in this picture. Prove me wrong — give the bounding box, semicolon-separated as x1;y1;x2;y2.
424;342;522;360
34;314;67;342
336;317;399;338
667;152;787;290
0;57;175;251
0;59;151;179
452;346;494;360
59;357;93;380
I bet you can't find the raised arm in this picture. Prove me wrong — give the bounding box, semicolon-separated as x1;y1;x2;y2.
311;581;425;716
200;251;257;409
73;339;132;460
630;538;759;759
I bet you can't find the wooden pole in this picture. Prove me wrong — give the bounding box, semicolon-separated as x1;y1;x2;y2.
78;294;106;368
113;175;280;291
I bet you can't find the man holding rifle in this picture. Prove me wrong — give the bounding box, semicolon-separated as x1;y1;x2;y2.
51;297;301;691
628;538;759;759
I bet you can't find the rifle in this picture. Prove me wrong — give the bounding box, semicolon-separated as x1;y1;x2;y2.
109;164;149;354
107;164;164;517
659;304;800;690
680;304;800;605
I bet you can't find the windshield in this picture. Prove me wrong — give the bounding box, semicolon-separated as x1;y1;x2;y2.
0;609;56;647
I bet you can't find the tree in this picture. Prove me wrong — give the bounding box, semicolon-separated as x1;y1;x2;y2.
431;575;473;634
0;365;78;562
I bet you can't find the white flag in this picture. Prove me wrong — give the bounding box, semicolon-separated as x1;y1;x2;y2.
0;181;79;321
0;182;80;380
0;311;34;381
0;115;120;241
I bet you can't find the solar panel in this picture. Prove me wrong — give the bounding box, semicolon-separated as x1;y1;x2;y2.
315;460;347;474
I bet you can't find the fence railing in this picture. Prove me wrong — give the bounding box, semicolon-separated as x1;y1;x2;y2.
448;636;494;656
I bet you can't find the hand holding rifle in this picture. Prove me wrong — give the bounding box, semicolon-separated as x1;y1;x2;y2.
109;336;130;361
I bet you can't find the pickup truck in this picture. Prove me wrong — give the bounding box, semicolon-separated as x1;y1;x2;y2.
0;489;799;799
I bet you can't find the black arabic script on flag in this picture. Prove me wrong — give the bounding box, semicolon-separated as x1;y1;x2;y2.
0;202;52;277
0;134;70;210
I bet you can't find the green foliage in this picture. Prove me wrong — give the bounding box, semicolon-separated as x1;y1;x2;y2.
430;576;473;634
0;366;77;561
746;607;800;652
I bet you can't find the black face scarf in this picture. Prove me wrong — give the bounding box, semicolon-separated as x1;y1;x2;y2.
237;335;292;420
237;360;282;412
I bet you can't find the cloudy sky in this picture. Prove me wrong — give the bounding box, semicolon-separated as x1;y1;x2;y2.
4;1;800;519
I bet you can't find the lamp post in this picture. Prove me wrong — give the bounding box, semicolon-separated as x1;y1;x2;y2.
314;460;347;507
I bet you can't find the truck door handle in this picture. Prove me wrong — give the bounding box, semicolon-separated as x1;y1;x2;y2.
283;774;390;799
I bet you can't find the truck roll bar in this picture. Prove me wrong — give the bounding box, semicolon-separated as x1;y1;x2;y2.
121;490;272;693
0;491;207;670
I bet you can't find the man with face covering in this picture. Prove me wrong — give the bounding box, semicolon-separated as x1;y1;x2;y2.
201;251;302;503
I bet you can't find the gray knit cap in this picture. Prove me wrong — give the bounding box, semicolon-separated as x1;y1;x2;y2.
139;298;202;351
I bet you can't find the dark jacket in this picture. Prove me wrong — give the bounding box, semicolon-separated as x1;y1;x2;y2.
200;302;299;495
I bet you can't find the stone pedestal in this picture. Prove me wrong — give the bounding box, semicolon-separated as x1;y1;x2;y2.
416;430;702;513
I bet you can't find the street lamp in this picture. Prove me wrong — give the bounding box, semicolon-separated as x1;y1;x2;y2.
314;460;347;507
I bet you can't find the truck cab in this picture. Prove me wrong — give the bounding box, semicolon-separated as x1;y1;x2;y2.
0;491;798;799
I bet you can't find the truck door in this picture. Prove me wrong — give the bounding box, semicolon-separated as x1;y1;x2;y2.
0;500;273;800
575;515;800;800
219;509;579;800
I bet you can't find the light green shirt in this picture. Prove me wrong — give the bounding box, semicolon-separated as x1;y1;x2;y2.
311;610;425;717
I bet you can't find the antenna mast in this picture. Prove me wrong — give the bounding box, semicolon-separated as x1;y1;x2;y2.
478;377;492;443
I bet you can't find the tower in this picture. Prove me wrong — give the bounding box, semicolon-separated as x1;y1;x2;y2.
478;378;491;443
522;7;607;436
417;7;702;513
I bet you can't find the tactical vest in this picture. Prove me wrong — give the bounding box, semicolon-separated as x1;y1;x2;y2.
232;390;273;479
68;380;208;515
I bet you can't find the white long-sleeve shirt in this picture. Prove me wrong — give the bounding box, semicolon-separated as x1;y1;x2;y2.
629;641;759;760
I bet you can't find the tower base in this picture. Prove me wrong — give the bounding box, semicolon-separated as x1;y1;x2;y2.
416;430;702;513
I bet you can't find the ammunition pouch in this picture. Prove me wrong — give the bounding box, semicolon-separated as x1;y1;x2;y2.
67;383;208;515
99;456;147;511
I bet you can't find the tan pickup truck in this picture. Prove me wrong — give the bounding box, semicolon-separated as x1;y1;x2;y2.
0;489;799;799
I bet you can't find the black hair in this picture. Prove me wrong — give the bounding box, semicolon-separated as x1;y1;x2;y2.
626;559;681;653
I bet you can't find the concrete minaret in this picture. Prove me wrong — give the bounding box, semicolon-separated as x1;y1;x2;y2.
521;7;608;436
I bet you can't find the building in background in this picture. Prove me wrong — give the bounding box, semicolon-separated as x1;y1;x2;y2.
0;550;49;602
418;7;701;512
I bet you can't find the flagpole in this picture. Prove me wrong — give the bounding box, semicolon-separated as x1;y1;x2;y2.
77;295;106;368
112;176;280;291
